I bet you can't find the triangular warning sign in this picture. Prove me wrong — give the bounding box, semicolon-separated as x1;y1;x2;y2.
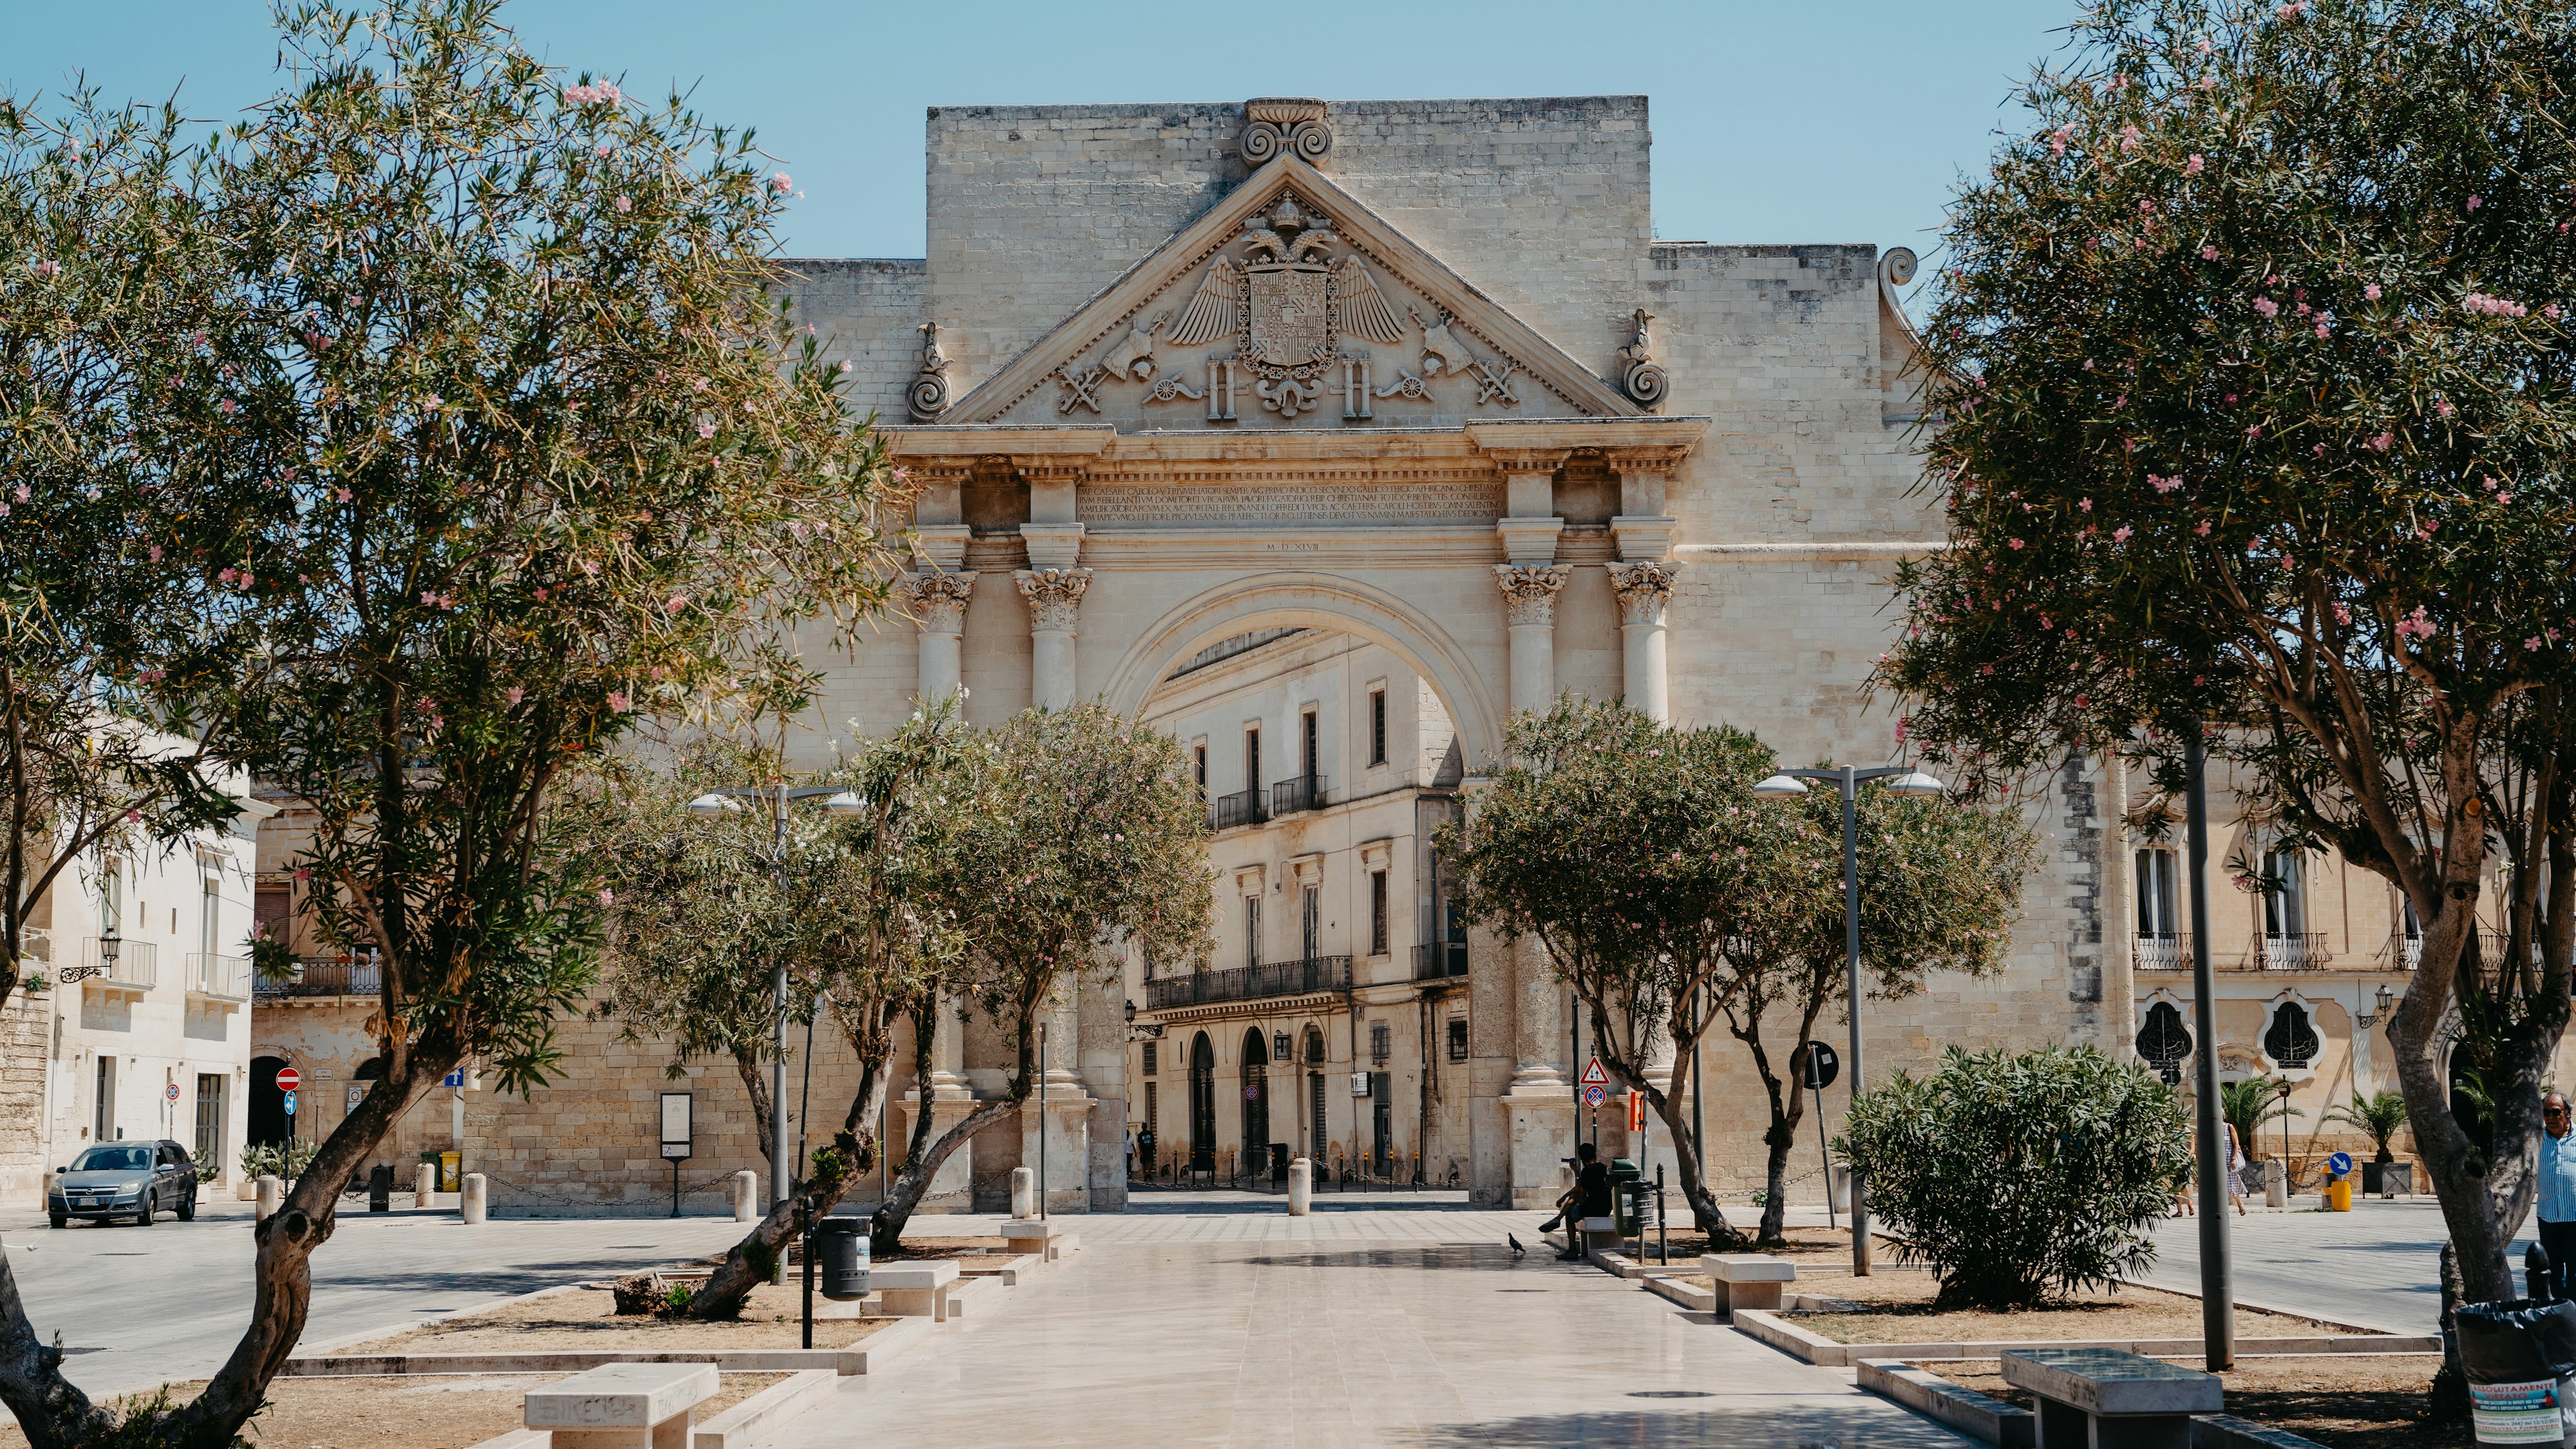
1580;1058;1609;1088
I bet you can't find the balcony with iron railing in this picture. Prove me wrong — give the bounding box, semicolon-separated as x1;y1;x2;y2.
1211;788;1269;832
2134;934;2192;971
1270;775;1327;818
1145;955;1351;1011
186;953;252;1002
256;956;382;1000
78;937;157;991
2249;932;2330;969
1413;941;1468;981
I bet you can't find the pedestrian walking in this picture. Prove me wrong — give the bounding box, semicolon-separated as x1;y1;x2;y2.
2173;1133;2196;1217
2221;1121;2248;1216
2539;1092;2576;1298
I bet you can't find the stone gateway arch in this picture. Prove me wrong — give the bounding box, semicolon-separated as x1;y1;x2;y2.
755;95;2113;1216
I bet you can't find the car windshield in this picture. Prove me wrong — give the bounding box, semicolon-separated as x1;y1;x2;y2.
71;1146;155;1172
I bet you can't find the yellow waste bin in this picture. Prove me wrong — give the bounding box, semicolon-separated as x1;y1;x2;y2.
438;1151;460;1192
2326;1179;2353;1212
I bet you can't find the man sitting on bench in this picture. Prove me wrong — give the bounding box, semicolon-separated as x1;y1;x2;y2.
1538;1142;1612;1261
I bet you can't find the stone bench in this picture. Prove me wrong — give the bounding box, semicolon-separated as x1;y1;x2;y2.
1576;1216;1621;1253
1702;1253;1796;1313
872;1260;963;1322
523;1362;716;1448
2004;1347;2222;1449
1000;1218;1079;1260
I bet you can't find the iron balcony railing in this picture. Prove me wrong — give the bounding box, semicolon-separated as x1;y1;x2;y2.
2134;934;2190;971
2251;932;2330;970
1211;788;1268;832
1270;774;1327;817
256;956;382;1000
1413;941;1469;980
186;953;252;1001
1145;955;1351;1011
2382;932;2424;970
80;937;157;989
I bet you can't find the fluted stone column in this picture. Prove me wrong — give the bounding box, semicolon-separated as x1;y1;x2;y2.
1606;561;1675;723
1015;568;1091;710
896;571;975;703
1023;982;1094;1213
1493;564;1570;715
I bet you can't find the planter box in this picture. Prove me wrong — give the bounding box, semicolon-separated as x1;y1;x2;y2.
1731;1308;2437;1369
2361;1161;2412;1196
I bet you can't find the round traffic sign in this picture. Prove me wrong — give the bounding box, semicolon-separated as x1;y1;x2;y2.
1582;1083;1608;1108
282;1090;298;1115
1797;1042;1841;1091
165;1083;180;1102
1242;1085;1260;1100
2328;1150;2353;1177
274;1067;301;1092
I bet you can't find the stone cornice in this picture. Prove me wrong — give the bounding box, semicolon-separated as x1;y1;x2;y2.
1142;990;1346;1025
884;419;1710;474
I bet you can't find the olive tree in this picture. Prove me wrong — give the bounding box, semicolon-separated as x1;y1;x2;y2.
0;5;901;1444
1880;0;2576;1303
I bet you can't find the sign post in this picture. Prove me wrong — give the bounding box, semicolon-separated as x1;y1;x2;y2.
1796;1042;1841;1229
1580;1058;1609;1153
659;1092;693;1219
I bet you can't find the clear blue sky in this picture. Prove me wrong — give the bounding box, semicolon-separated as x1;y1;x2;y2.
5;0;2072;268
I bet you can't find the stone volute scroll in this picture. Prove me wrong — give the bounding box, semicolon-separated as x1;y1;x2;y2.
1014;566;1092;633
910;321;953;422
1605;560;1676;626
1493;564;1570;629
1878;246;1919;291
1617;308;1666;410
1240;98;1332;167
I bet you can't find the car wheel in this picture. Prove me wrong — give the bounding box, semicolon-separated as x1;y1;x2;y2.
177;1190;197;1222
48;1215;64;1230
136;1193;154;1226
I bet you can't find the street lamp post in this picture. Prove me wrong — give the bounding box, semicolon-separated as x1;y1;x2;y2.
686;785;865;1255
1752;763;1945;1277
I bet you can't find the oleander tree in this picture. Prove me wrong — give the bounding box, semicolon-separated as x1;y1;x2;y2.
1876;0;2576;1305
0;91;247;1038
870;704;1213;1254
0;5;903;1445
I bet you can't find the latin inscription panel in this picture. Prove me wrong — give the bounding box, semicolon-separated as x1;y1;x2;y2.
1079;481;1503;526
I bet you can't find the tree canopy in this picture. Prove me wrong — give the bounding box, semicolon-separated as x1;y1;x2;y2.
1880;0;2576;1302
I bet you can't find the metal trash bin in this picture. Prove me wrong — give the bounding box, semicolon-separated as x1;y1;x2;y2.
2455;1298;2576;1446
366;1163;393;1214
1609;1158;1643;1235
1270;1143;1290;1185
816;1215;871;1301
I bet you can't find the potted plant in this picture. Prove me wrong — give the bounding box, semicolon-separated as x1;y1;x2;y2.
2324;1090;2411;1195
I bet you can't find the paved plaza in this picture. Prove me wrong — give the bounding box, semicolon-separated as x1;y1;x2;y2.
2140;1197;2460;1334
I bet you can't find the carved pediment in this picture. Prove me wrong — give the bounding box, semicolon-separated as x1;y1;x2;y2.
947;154;1640;430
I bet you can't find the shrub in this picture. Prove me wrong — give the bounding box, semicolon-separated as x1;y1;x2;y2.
1837;1044;2190;1309
239;1140;321;1183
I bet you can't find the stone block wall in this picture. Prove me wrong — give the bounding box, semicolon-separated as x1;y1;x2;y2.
0;990;50;1206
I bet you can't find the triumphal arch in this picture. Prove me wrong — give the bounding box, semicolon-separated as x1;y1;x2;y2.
783;96;2112;1214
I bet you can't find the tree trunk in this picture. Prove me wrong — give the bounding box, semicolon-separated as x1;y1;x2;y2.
871;1095;1024;1256
687;1044;887;1322
0;1049;453;1446
1758;1062;1807;1245
734;1048;774;1171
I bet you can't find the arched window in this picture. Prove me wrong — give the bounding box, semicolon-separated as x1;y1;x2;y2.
1188;1032;1217;1172
2262;1002;2320;1070
2136;1002;2192;1083
1303;1026;1326;1065
1241;1029;1270;1169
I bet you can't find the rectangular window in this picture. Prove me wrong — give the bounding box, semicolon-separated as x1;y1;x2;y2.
1193;743;1208;799
1244;727;1261;794
1368;688;1387;767
1447;1018;1469;1063
101;859;123;933
1369;871;1389;957
1301;708;1320;780
1244;896;1261;970
2262;848;2306;937
94;1055;117;1142
1369;1022;1391;1065
194;1073;226;1160
1142;1041;1157;1077
201;876;221;961
1144;1081;1159;1134
1301;885;1320;961
254;883;290;951
2134;849;2178;938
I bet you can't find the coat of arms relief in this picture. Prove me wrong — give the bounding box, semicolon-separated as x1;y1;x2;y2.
1053;190;1521;422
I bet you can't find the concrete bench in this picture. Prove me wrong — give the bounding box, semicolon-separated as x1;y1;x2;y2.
872;1260;963;1322
1702;1253;1796;1313
523;1362;716;1448
1576;1216;1621;1253
1000;1218;1079;1260
2004;1347;2222;1449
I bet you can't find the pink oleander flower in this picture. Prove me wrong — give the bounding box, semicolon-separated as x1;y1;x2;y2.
2253;296;2279;317
2528;637;2543;651
2332;604;2351;625
771;172;794;194
2466;291;2528;317
2008;537;2025;550
665;594;688;613
2114;526;2134;543
2202;245;2220;261
837;359;853;373
2118;124;2143;153
2049;124;2074;156
148;544;163;561
2079;497;2093;511
2467;195;2482;211
697;421;716;439
2196;521;2212;536
2315;321;2331;338
608;690;631;712
2370;432;2396;451
506;686;525;704
596;142;612;157
598;888;616;908
2186;154;2204;175
2364;283;2382;301
30;259;60;277
614;195;631;213
335;487;352;502
2437;399;2455;417
2246;425;2263;439
11;484;26;503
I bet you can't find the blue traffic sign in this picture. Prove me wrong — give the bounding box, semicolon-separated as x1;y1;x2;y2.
2327;1150;2353;1177
442;1070;465;1088
282;1090;298;1116
1582;1083;1607;1109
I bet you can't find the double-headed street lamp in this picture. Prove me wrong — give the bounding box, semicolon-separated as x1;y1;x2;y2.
686;785;864;1222
1750;763;1946;1276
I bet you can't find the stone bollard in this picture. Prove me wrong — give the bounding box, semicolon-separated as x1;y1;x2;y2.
256;1175;282;1219
460;1172;486;1224
2262;1159;2288;1209
1010;1165;1035;1220
733;1170;759;1222
1288;1157;1311;1217
415;1161;437;1207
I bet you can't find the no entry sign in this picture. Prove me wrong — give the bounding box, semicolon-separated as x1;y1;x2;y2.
274;1066;302;1092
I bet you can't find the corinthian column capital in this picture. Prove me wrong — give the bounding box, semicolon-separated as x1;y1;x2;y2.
1493;563;1570;628
1606;560;1676;627
894;570;977;633
1014;567;1093;632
